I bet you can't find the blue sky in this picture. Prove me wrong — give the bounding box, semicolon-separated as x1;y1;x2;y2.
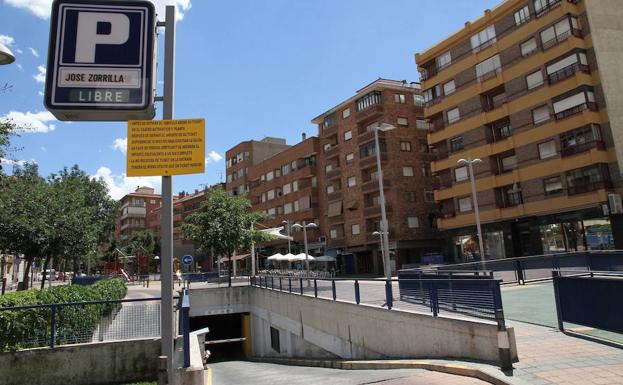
0;0;499;199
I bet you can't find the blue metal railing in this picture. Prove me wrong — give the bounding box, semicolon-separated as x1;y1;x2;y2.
406;250;623;285
250;275;503;321
180;288;190;368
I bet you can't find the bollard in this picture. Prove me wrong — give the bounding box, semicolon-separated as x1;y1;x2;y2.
495;309;513;370
289;278;292;293
385;280;393;310
158;356;168;385
354;280;360;304
299;278;303;295
331;280;336;301
279;277;282;291
314;279;318;298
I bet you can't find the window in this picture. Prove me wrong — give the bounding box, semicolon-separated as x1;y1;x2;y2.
458;197;472;212
344;130;352;141
408;217;419;229
323;114;336;129
267;207;276;217
544;176;563;195
443;80;456;96
325;164;333;173
421;166;432;177
404;192;416;202
553;89;595;118
346;152;354;163
538;140;557;159
496;184;523;207
447;107;460;124
294;200;300;212
275;169;281;178
397;117;408;126
267;189;275;200
532;105;550;124
360;140;384;158
330;229;338;239
347;176;357;187
546;52;589;84
261;192;266;203
424;190;435;203
416;119;431;130
400;141;412;152
423;84;442;103
291;160;297;170
476;55;501;81
403;166;414;177
414;94;425;106
284;202;293;214
501;154;517;172
541;16;579;50
455;166;468;182
419;140;429;152
436;51;452;69
312;176;317;187
150;199;156;204
326;185;335;194
270;327;280;352
266;171;274;181
526;70;544;90
356;91;382;111
394;94;406;104
471;25;496;52
520;38;538;57
566;164;609;194
351;224;360;235
342;108;351;119
282;163;290;176
450;137;464;152
535;0;560;16
283;183;291;195
560;124;602;156
292;180;298;192
514;5;531;26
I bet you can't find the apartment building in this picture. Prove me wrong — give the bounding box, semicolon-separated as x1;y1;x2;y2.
225;137;291;197
416;0;623;261
246;135;322;253
312;78;442;274
116;186;162;243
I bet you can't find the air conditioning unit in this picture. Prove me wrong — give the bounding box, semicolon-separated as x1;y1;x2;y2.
608;193;623;214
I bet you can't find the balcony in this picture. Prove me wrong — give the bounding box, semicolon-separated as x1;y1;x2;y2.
326;168;341;180
328;214;345;224
355;104;384;122
554;102;597;121
361;179;390;193
548;63;590;85
542;28;582;51
561;140;605;157
327;191;343;201
567;180;612;196
323;124;338;137
324;145;339;158
363;204;391;218
535;0;561;18
358;129;376;142
359;153;386;169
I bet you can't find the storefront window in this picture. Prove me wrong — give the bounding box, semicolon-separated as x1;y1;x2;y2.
485;231;506;260
584;219;614;250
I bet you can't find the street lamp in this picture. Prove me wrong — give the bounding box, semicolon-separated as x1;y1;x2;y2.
372;230;386;275
374;122;395;280
291;221;318;275
0;42;15;65
457;157;485;265
282;220;291;254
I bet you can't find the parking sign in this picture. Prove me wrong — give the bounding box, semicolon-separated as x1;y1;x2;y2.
44;0;156;121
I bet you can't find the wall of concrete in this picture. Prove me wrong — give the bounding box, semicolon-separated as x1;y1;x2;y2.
0;339;160;385
189;287;517;365
585;0;623;174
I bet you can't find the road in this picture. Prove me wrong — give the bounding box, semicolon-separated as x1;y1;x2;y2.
209;361;488;385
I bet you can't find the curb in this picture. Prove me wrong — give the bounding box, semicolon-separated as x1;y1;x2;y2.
250;358;512;385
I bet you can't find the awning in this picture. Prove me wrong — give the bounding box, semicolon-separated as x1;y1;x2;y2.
282;253;297;261
291;253;315;262
261;226;293;240
218;254;250;263
344;200;358;210
328;201;343;217
266;253;284;261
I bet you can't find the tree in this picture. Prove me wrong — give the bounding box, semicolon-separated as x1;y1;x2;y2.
0;119;21;173
182;186;274;286
129;230;156;276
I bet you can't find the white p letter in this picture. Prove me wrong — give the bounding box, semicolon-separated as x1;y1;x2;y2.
75;12;130;63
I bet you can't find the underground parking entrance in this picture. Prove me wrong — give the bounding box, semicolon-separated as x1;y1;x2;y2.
189;312;252;362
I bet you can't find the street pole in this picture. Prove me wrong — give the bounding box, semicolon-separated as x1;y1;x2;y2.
251;222;256;277
467;160;485;266
374;127;391;280
286;221;291;254
159;5;175;385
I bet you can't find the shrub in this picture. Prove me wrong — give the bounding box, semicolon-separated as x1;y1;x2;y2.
0;278;127;351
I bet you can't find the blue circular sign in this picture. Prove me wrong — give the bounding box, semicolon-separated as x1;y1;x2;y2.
182;255;193;265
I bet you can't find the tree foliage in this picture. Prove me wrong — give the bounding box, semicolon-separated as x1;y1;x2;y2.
182;186;275;283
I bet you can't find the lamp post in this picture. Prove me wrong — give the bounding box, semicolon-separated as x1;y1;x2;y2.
457;157;485;265
282;220;291;254
374;122;395;279
291;221;318;275
373;231;385;276
0;42;15;65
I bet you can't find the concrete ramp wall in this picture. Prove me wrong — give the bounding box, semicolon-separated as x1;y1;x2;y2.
189;287;517;365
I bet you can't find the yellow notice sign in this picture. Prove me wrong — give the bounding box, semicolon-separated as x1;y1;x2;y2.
127;118;205;176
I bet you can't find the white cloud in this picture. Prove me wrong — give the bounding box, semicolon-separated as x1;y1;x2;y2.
205;150;223;165
40;146;46;152
4;0;52;19
1;110;56;133
28;47;39;57
15;48;22;54
37;90;44;96
91;166;161;200
16;63;23;71
33;65;46;83
0;158;37;167
112;137;128;155
0;34;15;47
5;0;192;20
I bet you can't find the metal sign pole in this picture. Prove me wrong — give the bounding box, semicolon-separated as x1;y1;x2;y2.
160;5;175;385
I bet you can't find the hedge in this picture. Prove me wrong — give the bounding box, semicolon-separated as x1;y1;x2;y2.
0;278;127;351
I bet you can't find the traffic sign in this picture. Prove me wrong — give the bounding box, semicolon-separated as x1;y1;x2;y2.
127;118;206;176
44;0;156;121
182;255;193;266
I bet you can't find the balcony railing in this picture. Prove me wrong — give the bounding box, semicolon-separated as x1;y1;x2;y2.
561;140;605;157
327;191;343;201
324;145;339;158
361;179;390;193
325;168;341;180
554;102;597;120
535;0;562;18
567;180;612;196
542;28;582;51
477;67;501;83
548;63;590;85
328;214;345;224
355;104;384;122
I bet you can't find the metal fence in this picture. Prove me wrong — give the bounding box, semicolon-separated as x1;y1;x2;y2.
250;275;503;322
409;250;623;285
0;297;161;351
